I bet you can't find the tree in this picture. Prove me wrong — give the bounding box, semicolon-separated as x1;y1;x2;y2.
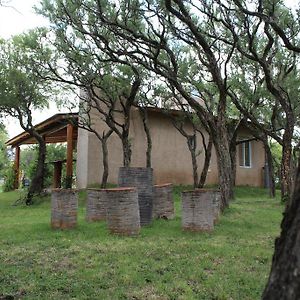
39;0;242;208
0;125;9;179
0;30;61;204
262;155;300;299
37;0;159;185
20;144;68;188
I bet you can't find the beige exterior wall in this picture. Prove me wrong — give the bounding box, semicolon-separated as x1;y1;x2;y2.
76;107;265;188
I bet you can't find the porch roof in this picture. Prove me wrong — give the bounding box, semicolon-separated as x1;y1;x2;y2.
6;113;78;148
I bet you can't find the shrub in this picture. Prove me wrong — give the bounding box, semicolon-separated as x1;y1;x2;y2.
3;164;16;192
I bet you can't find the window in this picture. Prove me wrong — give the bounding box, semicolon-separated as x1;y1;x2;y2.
239;141;252;168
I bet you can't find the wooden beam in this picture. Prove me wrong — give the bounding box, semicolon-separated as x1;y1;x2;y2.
14;146;20;189
66;124;74;188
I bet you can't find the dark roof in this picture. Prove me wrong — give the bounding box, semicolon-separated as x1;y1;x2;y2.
6;113;78;147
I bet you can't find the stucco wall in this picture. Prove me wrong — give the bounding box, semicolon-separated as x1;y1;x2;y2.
76;107;264;188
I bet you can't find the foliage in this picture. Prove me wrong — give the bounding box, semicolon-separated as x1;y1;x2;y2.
20;144;67;188
3;163;15;192
0;186;282;299
270;141;283;188
0;126;9;179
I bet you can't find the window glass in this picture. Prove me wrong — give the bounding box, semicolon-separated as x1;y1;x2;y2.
239;141;251;167
244;141;251;167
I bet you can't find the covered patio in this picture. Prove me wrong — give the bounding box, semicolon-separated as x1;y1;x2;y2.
6;113;78;189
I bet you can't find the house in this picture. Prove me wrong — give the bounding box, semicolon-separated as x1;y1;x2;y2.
6;105;265;189
76;106;265;189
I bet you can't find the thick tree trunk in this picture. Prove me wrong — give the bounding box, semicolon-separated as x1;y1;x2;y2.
26;134;46;205
198;135;212;188
262;158;300;300
122;136;132;168
212;129;233;210
281;133;293;204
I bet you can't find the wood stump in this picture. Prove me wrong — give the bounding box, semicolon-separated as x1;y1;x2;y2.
105;187;140;236
86;189;107;222
51;189;78;229
181;189;214;232
118;167;153;226
153;183;174;219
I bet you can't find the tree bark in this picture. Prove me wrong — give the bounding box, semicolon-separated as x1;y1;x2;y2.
187;134;199;189
262;158;300;300
122;137;132;168
263;137;276;198
230;140;237;189
281;131;293;205
139;107;152;168
100;131;113;188
26;133;46;205
212;127;233;210
198;134;212;188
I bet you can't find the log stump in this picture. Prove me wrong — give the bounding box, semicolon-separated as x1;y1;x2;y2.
153;183;174;219
118;167;153;226
86;188;107;222
51;189;78;229
105;187;140;236
182;189;214;232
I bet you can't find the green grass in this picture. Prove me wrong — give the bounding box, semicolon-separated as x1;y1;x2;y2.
0;187;283;300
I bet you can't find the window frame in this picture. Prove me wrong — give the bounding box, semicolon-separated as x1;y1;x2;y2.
239;140;252;168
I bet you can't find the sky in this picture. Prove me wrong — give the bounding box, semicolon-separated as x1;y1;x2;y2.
0;0;75;139
0;0;299;139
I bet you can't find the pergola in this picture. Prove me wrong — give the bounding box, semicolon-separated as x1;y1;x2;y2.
6;113;78;189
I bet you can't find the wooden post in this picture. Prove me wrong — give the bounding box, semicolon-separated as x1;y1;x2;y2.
14;146;20;189
53;161;63;188
66;124;74;188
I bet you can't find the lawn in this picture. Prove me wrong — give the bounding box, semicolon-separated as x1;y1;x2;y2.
0;187;283;300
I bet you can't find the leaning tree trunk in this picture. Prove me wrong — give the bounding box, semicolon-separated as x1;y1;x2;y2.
262;157;300;300
198;135;212;188
26;134;46;205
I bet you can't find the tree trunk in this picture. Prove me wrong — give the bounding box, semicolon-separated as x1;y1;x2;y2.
263;137;276;198
262;158;300;300
122;137;132;168
212;129;233;210
187;134;199;189
100;133;111;188
281;133;293;205
198;135;212;188
139;108;152;168
230;141;237;190
26;134;46;205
